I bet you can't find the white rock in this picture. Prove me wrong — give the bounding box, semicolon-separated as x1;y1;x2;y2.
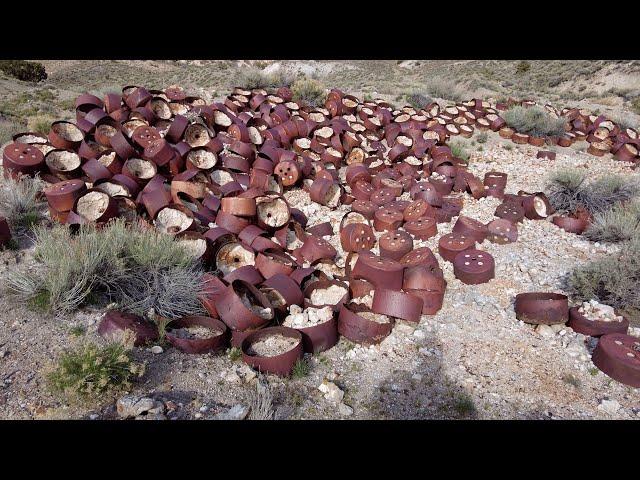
116;395;164;418
338;403;353;416
150;345;163;354
413;330;426;339
318;380;344;403
597;399;620;415
535;324;555;338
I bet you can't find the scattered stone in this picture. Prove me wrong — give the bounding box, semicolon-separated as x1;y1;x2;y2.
116;395;165;419
338;403;354;416
150;345;163;354
318;380;344;403
535;324;555;338
597;399;620;415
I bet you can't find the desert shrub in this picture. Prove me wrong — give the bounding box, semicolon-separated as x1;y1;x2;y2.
424;77;464;102
291;358;310;378
546;169;639;216
235;67;295;90
568;236;640;313
28;116;54;135
291;78;326;107
105;264;207;321
449;140;470;163
405;92;433;109
516;61;531;74
0;119;23;144
584;202;640;243
609;111;637;131
632;98;640;115
4;220;203;315
503;105;567;137
0;174;46;232
546;168;587;214
0;60;47;82
248;379;275;420
47;334;144;399
475;131;488;144
581;175;640;215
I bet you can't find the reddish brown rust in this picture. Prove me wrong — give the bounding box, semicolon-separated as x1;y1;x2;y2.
514;292;569;325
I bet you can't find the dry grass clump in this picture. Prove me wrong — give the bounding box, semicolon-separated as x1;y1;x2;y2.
291;78;326;107
584;202;640;243
0;119;23;144
4;219;204;316
28;116;54;135
47;332;144;400
235;67;295;90
568;236;640;315
404;92;433;109
503;105;567;137
546;168;587;214
0;174;46;232
546;169;639;216
423;77;465;102
247;379;275;420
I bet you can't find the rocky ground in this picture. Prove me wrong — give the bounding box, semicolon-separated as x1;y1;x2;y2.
1;131;639;420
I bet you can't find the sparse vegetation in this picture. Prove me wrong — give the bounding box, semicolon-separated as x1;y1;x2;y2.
449;139;470;163
234;67;295;90
28;116;54;135
4;219;205;316
476;131;488;144
632;98;640;115
0;174;46;233
0;119;23;144
0;60;47;82
584;202;640;243
291;77;326;107
47;333;144;400
546;168;587;214
291;358;311;378
424;77;464;102
568;236;640;315
405;91;432;109
503;105;567;137
452;392;476;417
247;379;275;420
562;373;581;388
516;61;531;75
227;347;242;362
546;169;639;216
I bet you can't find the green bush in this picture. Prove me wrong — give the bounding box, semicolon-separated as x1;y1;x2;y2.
0;60;47;82
503;105;567;137
0;119;23;144
47;335;144;399
475;131;488;144
449;140;470;163
291;78;326;107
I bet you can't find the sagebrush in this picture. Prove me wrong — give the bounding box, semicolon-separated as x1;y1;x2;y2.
0;60;47;82
503;105;567;137
291;78;326;107
584;202;640;243
546;169;639;215
0;174;46;232
4;219;205;316
568;236;640;315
